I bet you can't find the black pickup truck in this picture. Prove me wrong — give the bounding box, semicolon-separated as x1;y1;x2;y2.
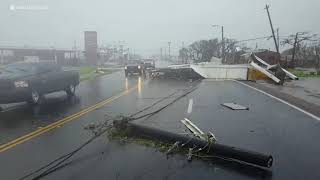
0;62;79;106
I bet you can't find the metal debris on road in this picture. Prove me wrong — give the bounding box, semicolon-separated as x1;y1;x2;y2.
222;103;249;110
84;123;96;130
181;118;206;141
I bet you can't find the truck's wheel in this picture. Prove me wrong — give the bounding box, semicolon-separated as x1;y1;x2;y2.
28;90;43;105
66;84;76;97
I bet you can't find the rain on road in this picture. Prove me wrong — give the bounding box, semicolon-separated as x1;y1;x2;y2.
1;69;320;180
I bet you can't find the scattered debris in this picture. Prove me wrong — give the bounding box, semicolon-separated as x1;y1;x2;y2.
222;103;249;110
207;131;217;142
250;61;282;84
249;53;298;85
253;54;298;80
181;118;207;141
151;53;297;86
150;68;203;80
187;148;194;161
166;141;180;155
108;127;172;153
84;123;97;130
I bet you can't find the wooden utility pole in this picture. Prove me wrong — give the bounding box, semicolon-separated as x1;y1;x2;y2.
221;26;225;63
265;5;280;54
0;50;3;64
291;32;299;68
168;42;171;60
277;28;280;51
211;25;225;62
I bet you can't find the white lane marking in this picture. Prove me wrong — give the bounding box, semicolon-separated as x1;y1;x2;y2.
187;99;193;114
234;80;320;121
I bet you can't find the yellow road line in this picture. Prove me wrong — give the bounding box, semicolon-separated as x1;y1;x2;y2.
0;86;137;153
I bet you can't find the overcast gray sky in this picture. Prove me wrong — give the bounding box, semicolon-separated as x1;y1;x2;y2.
1;0;319;56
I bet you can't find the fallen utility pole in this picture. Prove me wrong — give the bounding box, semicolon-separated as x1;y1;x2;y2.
113;120;273;168
265;5;280;55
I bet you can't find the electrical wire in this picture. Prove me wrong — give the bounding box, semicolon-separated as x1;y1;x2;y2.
18;125;112;180
129;84;200;121
235;36;273;43
129;90;181;118
191;153;236;163
19;80;201;180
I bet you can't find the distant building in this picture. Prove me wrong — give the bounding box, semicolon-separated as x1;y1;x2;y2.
84;31;98;65
0;47;79;65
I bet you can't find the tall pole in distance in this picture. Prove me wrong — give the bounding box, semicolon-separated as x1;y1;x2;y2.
164;48;167;60
265;5;280;55
277;28;280;51
182;41;186;64
168;42;171;60
291;32;299;68
160;48;163;60
221;26;225;63
212;25;225;62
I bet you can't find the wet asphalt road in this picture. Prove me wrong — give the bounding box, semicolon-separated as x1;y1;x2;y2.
1;69;320;179
0;71;139;144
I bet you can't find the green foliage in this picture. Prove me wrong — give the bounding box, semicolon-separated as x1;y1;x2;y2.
108;128;172;153
79;67;119;81
288;69;320;77
79;66;96;75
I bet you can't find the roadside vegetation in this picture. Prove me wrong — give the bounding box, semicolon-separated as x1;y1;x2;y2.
288;68;320;78
79;66;96;75
108;128;172;153
79;66;119;81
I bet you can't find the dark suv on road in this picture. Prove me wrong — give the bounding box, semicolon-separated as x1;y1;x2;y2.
124;60;144;77
0;62;79;106
142;59;155;70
